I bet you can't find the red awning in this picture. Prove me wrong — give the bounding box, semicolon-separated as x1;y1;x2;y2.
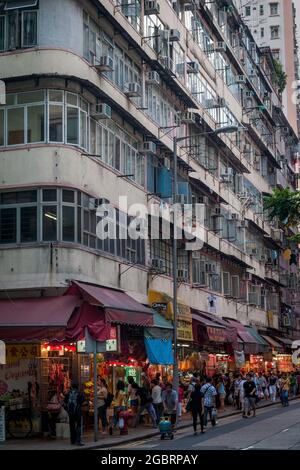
69;281;153;327
224;318;259;354
192;310;226;343
0;296;82;341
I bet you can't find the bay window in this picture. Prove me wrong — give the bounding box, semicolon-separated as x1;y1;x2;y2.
0;188;145;266
0;5;38;51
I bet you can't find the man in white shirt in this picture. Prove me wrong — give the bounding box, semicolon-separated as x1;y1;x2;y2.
151;379;163;425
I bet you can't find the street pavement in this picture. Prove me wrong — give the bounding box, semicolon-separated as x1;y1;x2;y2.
104;399;300;450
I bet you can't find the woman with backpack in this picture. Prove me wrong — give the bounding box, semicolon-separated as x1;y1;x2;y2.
97;377;108;434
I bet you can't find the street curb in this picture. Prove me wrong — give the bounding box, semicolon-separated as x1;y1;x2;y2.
79;396;300;451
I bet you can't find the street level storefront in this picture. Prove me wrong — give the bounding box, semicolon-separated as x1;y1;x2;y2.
244;326;271;373
192;310;234;375
260;334;295;373
148;290;193;377
0;281;155;436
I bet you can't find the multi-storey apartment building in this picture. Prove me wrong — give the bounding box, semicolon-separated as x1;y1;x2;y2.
235;0;299;135
0;0;299;381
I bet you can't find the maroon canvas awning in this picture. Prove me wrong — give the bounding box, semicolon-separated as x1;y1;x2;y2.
224;318;259;354
0;296;82;341
192;310;226;343
68;281;153;327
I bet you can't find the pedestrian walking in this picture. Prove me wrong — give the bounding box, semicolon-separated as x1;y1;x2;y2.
234;374;243;410
289;373;297;397
281;374;290;407
113;380;127;428
97;377;108;434
190;382;205;435
268;372;277;402
200;377;217;427
216;376;226;412
64;382;86;446
243;374;257;418
151;379;163;425
162;382;178;430
133;383;157;428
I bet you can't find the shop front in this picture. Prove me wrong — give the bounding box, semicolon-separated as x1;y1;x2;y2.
0;281;155;437
192;310;232;376
148;290;193;379
243;326;271;373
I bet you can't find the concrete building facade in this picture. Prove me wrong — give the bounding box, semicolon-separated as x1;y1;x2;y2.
0;0;300;341
235;0;299;135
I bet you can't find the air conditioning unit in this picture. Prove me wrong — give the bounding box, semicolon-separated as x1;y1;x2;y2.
169;29;180;42
220;167;233;182
160;56;173;72
272;229;284;243
138;141;157;155
151;258;165;271
238;220;249;229
215;41;227;53
187;61;200;74
125;82;142;97
216;97;226;107
212;207;221;216
90;103;112;120
179;111;196;124
94;55;114;72
144;0;160;15
243;272;252;281
177;269;189;281
198;195;209;204
146;71;160;85
176;194;190;204
205;98;216;109
235;75;247;85
230;213;240;221
89;197;110;210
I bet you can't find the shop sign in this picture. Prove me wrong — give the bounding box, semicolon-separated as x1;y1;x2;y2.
77;326;118;353
6;344;40;362
148;290;193;341
207;327;225;343
0;359;39;400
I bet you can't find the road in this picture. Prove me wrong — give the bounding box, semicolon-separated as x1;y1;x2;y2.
103;399;300;450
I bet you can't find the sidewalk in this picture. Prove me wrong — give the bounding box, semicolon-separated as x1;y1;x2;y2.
1;397;299;450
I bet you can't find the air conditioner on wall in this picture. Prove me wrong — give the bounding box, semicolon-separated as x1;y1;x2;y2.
169;29;181;42
144;0;160;15
146;71;160;86
179;111;196;124
215;41;227;53
94;56;114;72
90;103;112;120
151;258;165;271
138;141;157;155
124;82;142;97
235;75;247;85
187;61;200;74
177;269;189;281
